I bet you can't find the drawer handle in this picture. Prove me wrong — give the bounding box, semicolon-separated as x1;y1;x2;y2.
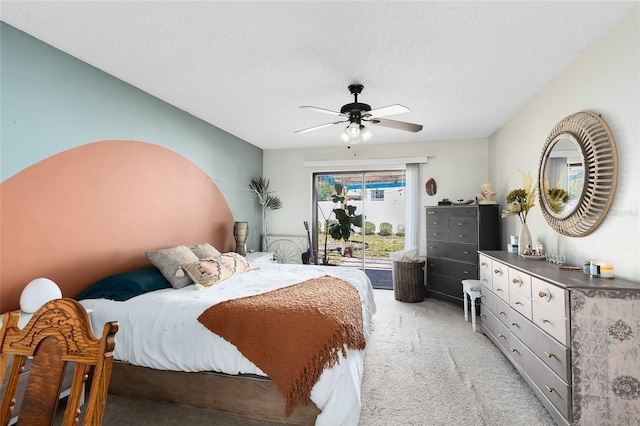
482;278;488;283
463;251;470;254
498;311;506;316
459;235;464;238
541;319;550;324
545;385;556;393
433;233;439;236
544;351;555;358
458;222;463;226
511;322;519;327
494;269;500;274
512;278;523;287
464;271;469;274
538;288;552;302
510;348;519;354
429;246;434;250
481;261;487;266
481;295;486;298
480;314;486;318
496;288;503;292
514;301;522;305
428;211;435;214
498;334;506;339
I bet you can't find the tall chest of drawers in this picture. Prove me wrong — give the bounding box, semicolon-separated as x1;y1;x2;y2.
478;251;640;426
425;205;500;304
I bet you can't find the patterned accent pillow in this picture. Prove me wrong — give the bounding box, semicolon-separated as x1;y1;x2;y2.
145;245;199;289
182;252;253;289
189;243;221;259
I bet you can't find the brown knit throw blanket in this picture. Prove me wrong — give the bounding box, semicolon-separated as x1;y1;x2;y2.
197;275;366;416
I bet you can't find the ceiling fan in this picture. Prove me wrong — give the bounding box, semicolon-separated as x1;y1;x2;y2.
295;84;423;145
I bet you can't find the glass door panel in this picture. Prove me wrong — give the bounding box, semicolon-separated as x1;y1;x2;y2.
313;170;405;289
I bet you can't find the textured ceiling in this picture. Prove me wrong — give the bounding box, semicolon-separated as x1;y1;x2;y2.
1;1;637;150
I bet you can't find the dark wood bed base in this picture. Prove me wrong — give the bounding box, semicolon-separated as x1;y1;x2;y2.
108;361;320;425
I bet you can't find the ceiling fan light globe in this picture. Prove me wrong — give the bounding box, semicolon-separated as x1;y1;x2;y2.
360;126;373;142
339;130;351;143
347;122;360;137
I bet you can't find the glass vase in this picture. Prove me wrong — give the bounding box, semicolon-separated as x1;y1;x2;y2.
518;222;532;256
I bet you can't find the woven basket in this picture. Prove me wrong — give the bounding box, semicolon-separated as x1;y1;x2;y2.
393;260;425;303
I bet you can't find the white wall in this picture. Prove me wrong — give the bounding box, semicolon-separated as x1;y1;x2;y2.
489;7;639;281
263;138;489;255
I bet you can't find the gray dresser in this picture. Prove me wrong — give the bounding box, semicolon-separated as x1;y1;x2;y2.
425;205;500;304
479;251;640;426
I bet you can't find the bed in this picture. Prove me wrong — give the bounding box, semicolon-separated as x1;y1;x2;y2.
1;140;376;425
78;259;376;425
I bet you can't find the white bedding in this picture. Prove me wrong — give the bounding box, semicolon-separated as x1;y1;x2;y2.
82;263;376;426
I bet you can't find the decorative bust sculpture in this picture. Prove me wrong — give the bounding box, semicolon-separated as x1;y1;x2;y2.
477;182;497;204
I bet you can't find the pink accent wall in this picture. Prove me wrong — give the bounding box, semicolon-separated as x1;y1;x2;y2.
1;140;235;313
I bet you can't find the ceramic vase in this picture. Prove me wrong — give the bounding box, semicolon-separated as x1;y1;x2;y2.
518;222;532;256
233;221;248;256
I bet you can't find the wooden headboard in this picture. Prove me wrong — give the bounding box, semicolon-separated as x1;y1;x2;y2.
0;140;235;313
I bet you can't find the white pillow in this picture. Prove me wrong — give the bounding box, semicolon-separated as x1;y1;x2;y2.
20;278;62;313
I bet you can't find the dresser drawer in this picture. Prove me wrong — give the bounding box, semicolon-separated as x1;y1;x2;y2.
480;285;497;309
428;229;449;241
481;309;509;352
448;228;478;244
533;303;568;345
448;216;477;231
427;241;477;263
508;267;532;298
492;277;509;303
425;208;450;229
509;289;532;320
427;257;477;280
491;260;508;287
508;308;570;382
508;334;570;419
425;273;464;302
532;278;567;319
478;255;492;287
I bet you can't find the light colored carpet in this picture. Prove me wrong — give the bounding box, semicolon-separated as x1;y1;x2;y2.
56;289;557;425
359;289;556;425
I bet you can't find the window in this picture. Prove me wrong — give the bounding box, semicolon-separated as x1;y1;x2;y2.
370;189;384;201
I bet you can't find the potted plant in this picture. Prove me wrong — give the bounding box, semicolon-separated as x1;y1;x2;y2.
320;183;363;265
249;177;283;252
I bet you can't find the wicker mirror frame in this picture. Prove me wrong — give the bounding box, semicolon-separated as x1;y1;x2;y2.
538;111;618;237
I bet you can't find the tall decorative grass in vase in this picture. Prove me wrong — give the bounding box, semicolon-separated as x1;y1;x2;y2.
501;170;538;255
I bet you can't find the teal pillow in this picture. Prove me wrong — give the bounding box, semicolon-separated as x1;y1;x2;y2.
75;266;172;301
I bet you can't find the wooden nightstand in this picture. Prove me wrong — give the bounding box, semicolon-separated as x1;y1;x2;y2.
245;252;274;264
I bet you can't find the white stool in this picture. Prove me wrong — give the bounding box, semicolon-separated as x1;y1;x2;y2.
462;279;482;332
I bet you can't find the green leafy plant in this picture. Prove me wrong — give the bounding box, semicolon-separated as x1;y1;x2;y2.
395;224;406;236
320;183;363;265
379;222;393;236
364;221;376;235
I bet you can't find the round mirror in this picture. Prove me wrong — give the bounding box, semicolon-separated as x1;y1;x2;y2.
537;111;617;237
539;134;585;219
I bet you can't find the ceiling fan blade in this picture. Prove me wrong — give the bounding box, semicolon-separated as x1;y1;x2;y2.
364;104;410;118
300;106;346;117
294;120;348;134
368;118;423;133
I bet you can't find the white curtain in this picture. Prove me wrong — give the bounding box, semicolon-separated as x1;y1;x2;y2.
405;163;421;249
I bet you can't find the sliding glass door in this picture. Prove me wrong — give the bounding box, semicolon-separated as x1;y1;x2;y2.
313;170;406;289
